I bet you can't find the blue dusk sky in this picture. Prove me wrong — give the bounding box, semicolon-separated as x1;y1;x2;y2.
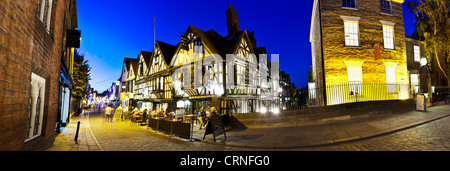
77;0;416;92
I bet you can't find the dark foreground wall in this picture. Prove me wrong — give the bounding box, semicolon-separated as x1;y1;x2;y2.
231;99;415;128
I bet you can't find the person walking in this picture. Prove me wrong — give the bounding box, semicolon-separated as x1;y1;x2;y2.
105;104;114;123
123;105;129;120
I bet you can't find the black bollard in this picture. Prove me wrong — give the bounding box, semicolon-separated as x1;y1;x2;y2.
74;121;81;144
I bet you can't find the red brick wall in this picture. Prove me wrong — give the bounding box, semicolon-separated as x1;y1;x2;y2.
0;0;66;150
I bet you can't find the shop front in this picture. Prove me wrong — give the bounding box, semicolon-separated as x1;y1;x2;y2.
57;66;72;131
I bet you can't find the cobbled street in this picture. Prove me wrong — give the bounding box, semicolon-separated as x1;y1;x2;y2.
47;108;450;151
310;115;450;151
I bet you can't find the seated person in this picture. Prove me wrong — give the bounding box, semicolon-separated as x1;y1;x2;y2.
132;108;141;118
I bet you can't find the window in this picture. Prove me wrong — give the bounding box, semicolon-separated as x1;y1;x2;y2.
410;74;418;85
410;74;419;93
380;0;392;14
342;0;357;8
345;61;364;96
348;66;362;95
348;67;362;83
386;66;396;92
26;73;46;142
414;45;420;62
383;25;395;49
36;0;53;31
344;21;359;46
139;62;143;76
160;76;164;90
154;48;160;64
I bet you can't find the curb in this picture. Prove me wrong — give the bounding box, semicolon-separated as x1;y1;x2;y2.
86;113;105;151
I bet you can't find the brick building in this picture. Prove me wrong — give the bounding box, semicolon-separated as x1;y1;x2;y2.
309;0;410;106
0;0;78;150
405;35;425;94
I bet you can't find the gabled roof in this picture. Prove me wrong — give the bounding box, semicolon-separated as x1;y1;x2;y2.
156;40;177;65
186;25;223;56
181;25;258;60
139;50;153;65
129;58;139;73
120;57;135;81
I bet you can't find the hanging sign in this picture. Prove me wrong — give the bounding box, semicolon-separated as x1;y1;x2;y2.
374;44;380;61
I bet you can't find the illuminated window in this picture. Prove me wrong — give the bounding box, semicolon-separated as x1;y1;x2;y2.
380;0;392;14
410;74;418;85
383;25;395;49
160;76;164;90
342;0;356;8
414;45;420;62
385;65;397;93
344;21;359;46
348;66;362;95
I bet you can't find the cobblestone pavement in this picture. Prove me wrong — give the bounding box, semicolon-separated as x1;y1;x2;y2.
84;110;247;151
47;108;450;151
308;115;450;151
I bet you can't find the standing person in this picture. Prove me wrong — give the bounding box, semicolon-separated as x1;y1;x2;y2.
105;104;113;123
199;106;207;129
114;104;123;122
123;105;129;120
141;108;148;123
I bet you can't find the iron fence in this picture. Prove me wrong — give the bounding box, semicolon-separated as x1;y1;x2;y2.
308;83;413;106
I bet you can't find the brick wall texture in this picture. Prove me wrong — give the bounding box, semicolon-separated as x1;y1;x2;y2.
0;0;66;150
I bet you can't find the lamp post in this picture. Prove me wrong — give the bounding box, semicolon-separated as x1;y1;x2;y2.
419;58;432;106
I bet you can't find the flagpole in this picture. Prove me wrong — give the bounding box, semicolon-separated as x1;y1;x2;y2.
154;15;156;46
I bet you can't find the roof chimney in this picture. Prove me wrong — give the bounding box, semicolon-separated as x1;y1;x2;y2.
226;4;240;36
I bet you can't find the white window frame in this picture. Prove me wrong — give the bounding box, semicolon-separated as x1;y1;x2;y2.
383;26;395;49
414;45;420;62
384;62;398;93
37;0;53;32
26;73;46;142
380;21;396;50
344;21;359;46
341;16;361;47
344;61;364;96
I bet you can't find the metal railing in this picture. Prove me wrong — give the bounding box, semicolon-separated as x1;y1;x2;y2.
308;83;413;106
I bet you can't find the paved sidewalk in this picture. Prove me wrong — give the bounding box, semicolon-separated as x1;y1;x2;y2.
46;104;450;151
197;104;450;149
46;111;104;151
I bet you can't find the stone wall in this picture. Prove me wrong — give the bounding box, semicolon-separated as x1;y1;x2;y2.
231;99;415;128
319;0;408;85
